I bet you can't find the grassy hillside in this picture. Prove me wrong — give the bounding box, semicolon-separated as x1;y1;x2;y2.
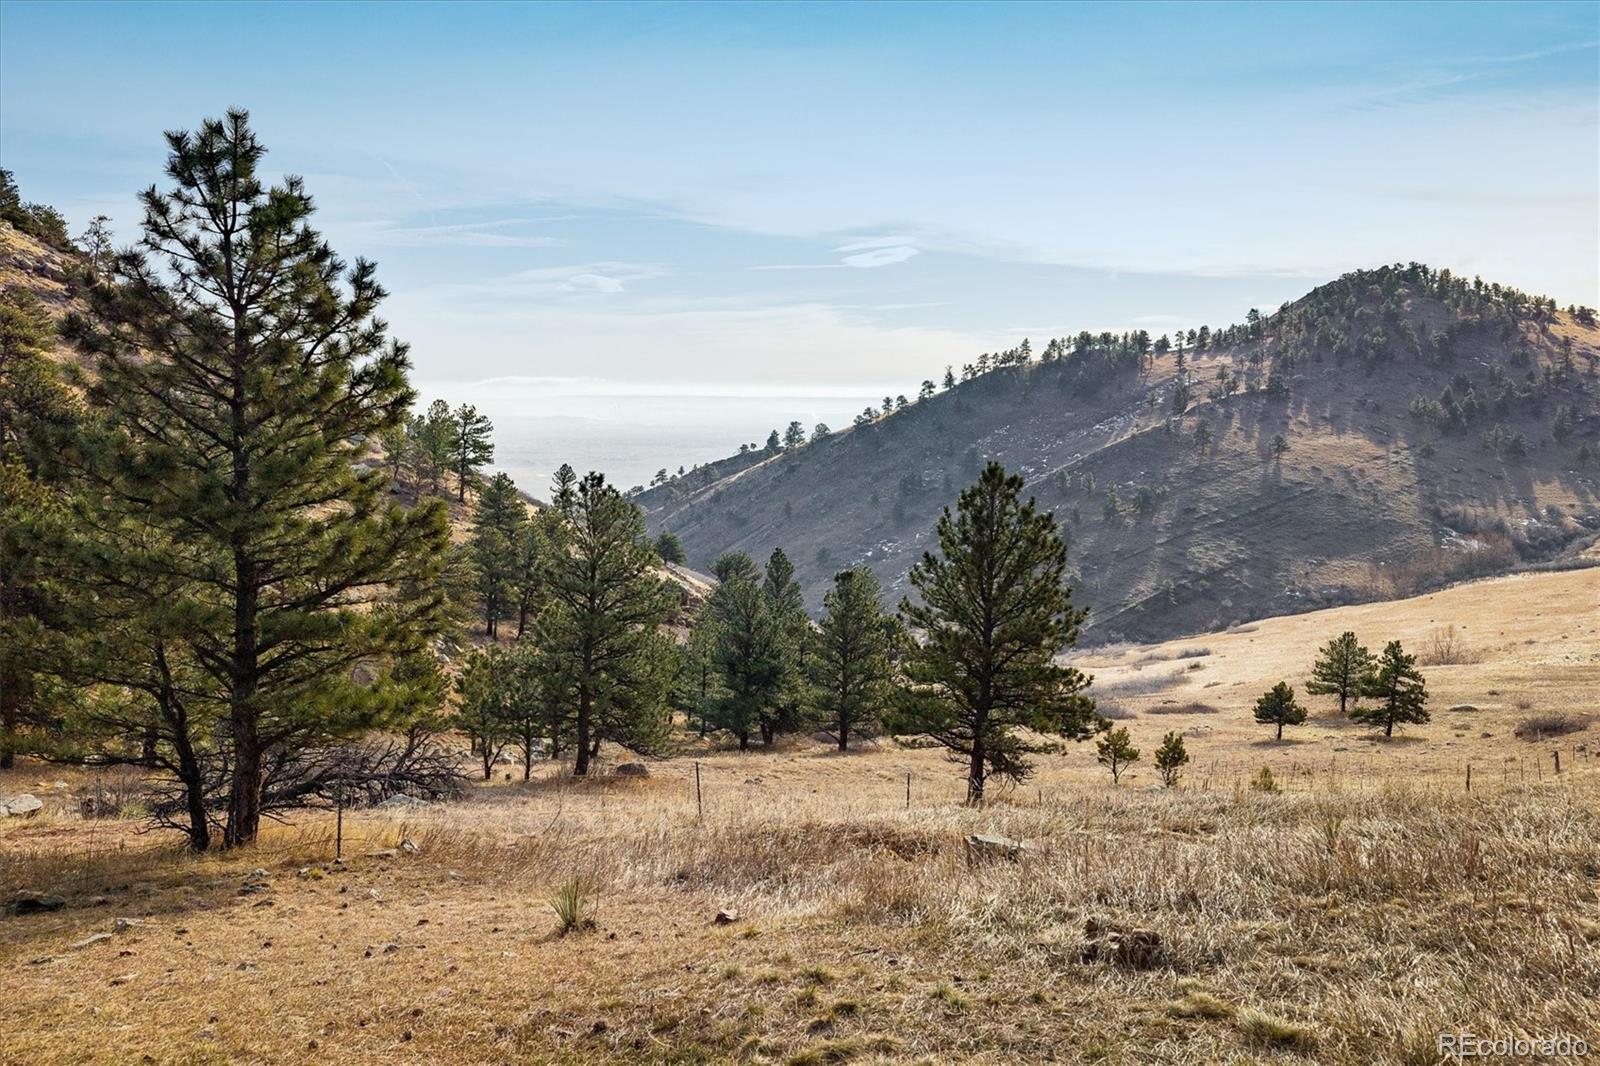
639;266;1600;641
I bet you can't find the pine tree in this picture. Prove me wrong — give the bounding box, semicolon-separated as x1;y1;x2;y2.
1097;725;1139;784
550;463;578;512
468;472;525;636
673;615;725;737
450;403;495;503
512;514;553;638
760;547;808;744
1253;681;1307;740
456;644;515;780
63;110;450;847
783;421;806;449
1353;641;1429;737
707;570;785;750
0;290;76;768
1154;731;1188;788
812;568;892;751
535;472;674;775
1305;632;1374;716
654;531;686;565
897;462;1100;804
412;399;455;496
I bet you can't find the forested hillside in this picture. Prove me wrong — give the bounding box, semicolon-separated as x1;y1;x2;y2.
639;267;1600;641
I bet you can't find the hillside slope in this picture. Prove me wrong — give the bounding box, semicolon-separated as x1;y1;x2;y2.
639;266;1600;641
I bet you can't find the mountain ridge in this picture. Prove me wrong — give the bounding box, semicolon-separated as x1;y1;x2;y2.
638;264;1600;641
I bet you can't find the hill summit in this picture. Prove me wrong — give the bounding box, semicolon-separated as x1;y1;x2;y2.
638;265;1600;641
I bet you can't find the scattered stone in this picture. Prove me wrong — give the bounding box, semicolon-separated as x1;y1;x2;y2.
399;839;419;854
110;973;138;986
1080;918;1165;970
238;870;271;895
964;833;1031;865
1;793;43;817
383;943;400;954
713;909;740;925
5;891;65;916
1449;704;1480;713
29;955;53;965
615;762;649;778
70;933;114;951
367;849;398;859
236;961;256;971
113;917;142;933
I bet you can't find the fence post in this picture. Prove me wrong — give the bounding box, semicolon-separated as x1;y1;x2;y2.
335;786;344;861
1465;764;1471;793
905;772;911;810
1553;751;1561;775
694;761;703;820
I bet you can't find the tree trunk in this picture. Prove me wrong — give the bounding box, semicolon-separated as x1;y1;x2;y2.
174;737;210;853
0;685;16;770
1276;721;1283;741
523;742;533;781
966;732;986;806
737;730;749;751
574;685;592;776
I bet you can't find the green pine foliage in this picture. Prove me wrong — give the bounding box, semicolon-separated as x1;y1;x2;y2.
1154;731;1189;788
1253;681;1307;740
0;290;77;769
896;462;1101;804
1305;632;1376;716
1096;725;1139;785
535;472;675;775
811;568;893;750
61;110;451;848
450;403;495;502
1352;640;1429;737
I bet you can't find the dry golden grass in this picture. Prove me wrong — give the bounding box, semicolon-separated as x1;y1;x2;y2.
3;569;1598;1064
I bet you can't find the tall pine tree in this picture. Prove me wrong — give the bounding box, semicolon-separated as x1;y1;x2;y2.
1353;641;1429;737
1305;631;1375;716
535;472;674;774
812;568;893;750
450;403;494;503
898;463;1100;804
64;110;450;847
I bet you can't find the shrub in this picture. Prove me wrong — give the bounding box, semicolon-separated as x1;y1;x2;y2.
1513;714;1592;741
549;877;597;935
1249;767;1280;793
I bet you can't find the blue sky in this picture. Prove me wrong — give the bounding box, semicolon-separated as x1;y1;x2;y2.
1;1;1596;395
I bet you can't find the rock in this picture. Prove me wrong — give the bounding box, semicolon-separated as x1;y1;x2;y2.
238;869;270;895
109;972;138;986
1080;918;1165;970
383;943;400;954
1;793;43;817
113;917;142;933
615;762;650;778
29;955;53;965
378;793;431;810
713;908;740;925
399;838;419;854
367;849;398;859
70;932;114;951
964;833;1030;865
1449;704;1479;713
5;891;66;916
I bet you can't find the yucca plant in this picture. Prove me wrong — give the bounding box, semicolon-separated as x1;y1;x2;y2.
549;877;597;935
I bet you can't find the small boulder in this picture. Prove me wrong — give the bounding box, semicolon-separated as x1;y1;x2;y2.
1;793;43;818
378;794;431;810
964;833;1030;865
70;932;114;951
112;917;142;933
713;908;740;925
5;891;65;916
615;762;650;778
